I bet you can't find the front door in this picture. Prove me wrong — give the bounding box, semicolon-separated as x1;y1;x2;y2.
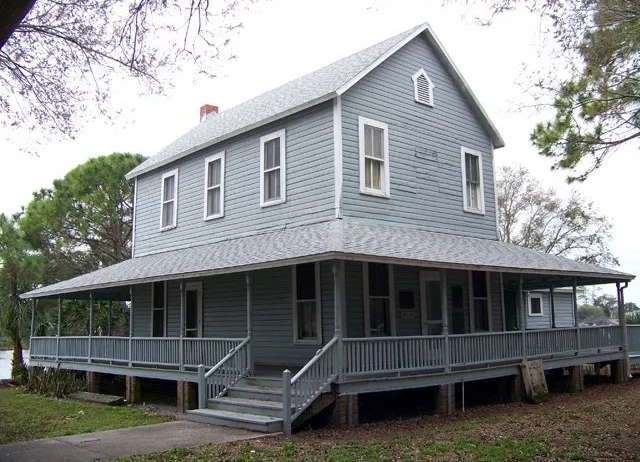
420;271;442;335
185;282;203;337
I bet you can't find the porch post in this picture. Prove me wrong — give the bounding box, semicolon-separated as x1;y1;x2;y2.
179;280;185;371
549;285;556;328
30;299;36;341
518;275;526;361
108;300;112;337
499;273;506;331
246;272;253;375
88;292;93;363
57;296;62;361
573;279;580;354
617;282;630;378
440;268;450;373
128;285;133;367
333;260;344;379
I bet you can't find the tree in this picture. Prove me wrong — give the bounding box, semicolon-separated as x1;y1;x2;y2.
469;0;640;182
21;153;145;281
0;214;41;380
0;0;253;144
497;164;617;266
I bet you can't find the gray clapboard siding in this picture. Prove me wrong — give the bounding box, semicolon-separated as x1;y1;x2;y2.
133;103;335;257
345;261;365;338
490;273;503;331
527;290;575;329
132;283;151;337
394;265;421;336
340;34;498;239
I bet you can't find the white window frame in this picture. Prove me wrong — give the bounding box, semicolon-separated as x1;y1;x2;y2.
260;129;286;207
412;68;434;107
528;292;544;317
292;262;322;345
359;117;391;198
363;262;396;337
460;147;485;214
151;281;167;337
203;151;225;220
159;168;179;230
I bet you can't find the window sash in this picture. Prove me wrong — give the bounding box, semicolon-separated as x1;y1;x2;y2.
462;150;483;212
260;130;286;206
359;117;389;196
264;168;281;202
296;300;317;340
293;263;320;343
204;153;224;219
160;170;178;229
369;296;390;336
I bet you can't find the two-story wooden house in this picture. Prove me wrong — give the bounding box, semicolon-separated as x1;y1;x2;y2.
24;23;636;434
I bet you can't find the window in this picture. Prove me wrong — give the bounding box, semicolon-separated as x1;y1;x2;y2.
260;129;286;206
528;293;544;317
412;68;434;106
204;152;225;220
461;148;484;214
293;262;321;344
471;271;490;332
364;262;395;336
151;281;166;337
160;169;178;230
359;117;390;197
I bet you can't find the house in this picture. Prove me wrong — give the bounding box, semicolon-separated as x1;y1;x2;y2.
23;23;637;434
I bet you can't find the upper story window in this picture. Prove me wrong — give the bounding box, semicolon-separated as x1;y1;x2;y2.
260;129;286;207
160;169;178;230
359;117;390;197
412;68;434;107
461;148;485;214
204;152;225;220
528;293;544;317
292;262;322;344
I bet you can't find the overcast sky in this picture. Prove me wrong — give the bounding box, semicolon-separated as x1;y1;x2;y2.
1;0;637;302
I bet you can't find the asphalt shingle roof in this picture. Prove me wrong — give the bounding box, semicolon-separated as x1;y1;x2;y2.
22;220;633;299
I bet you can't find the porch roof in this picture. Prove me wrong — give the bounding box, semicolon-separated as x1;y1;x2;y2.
21;220;633;299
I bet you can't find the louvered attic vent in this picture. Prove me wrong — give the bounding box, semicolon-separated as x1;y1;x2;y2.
412;68;434;107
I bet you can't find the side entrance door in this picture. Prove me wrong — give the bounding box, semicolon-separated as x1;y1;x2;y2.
420;271;442;335
185;282;203;337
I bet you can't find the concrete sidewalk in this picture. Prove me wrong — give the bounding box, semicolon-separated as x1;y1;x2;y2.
0;421;269;461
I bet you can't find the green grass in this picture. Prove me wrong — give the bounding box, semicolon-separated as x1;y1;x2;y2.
0;388;173;444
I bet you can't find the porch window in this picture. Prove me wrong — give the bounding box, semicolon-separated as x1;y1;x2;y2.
204;152;225;219
359;117;390;197
293;262;321;344
260;129;286;207
461;148;484;214
528;293;543;316
364;262;395;336
160;169;178;230
151;281;166;337
471;271;490;332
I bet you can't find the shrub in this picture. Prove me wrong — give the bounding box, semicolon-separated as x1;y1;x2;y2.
26;367;85;398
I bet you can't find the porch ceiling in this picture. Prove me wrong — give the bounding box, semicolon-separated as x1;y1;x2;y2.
21;220;633;300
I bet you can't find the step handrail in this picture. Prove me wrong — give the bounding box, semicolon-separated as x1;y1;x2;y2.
198;336;250;408
283;335;339;434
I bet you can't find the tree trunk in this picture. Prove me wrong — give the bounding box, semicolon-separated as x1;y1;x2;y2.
0;0;36;50
11;338;25;380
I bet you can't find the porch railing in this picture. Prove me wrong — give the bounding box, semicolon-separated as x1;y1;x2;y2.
628;325;640;355
29;335;245;370
450;331;522;365
580;325;622;351
283;335;339;434
198;337;250;408
525;328;579;358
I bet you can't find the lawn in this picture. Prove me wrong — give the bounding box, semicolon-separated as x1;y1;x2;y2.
0;387;173;444
123;379;640;461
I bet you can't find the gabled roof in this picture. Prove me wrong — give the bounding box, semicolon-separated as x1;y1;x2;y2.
22;220;633;300
126;22;505;180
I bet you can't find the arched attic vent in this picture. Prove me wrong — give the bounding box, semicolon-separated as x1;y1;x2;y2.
412;68;434;107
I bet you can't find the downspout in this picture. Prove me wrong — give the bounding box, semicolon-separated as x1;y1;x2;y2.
617;281;630;378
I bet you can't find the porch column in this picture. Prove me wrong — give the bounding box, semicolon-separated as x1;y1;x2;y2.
30;299;36;340
108;300;112;337
573;279;580;353
440;268;449;372
333;260;344;379
617;282;630;378
518;275;526;361
246;272;253;375
88;292;93;363
128;285;133;367
549;285;556;328
179;280;185;370
57;296;62;361
500;273;506;331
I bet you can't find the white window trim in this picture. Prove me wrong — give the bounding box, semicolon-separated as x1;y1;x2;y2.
528;292;544;317
460;147;485;215
412;68;434;107
359;116;391;198
151;281;167;337
260;129;286;207
363;262;396;337
292;262;322;345
159;168;179;230
203;151;225;220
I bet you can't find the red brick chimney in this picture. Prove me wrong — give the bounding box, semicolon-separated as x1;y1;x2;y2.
200;104;218;122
